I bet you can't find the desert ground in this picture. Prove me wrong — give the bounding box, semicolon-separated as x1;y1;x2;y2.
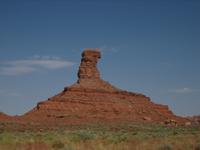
0;123;200;150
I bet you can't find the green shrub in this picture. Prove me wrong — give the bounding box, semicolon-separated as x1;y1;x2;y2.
68;130;96;142
0;132;16;144
106;132;130;143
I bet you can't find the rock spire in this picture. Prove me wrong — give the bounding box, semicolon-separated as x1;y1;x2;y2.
78;48;101;81
0;48;188;129
68;48;120;92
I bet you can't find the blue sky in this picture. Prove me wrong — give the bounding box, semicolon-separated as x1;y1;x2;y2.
0;0;200;116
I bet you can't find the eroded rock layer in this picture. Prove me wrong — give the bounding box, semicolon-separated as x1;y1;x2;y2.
22;90;186;125
0;48;188;127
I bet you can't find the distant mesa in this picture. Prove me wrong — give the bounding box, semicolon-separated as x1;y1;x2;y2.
0;48;189;128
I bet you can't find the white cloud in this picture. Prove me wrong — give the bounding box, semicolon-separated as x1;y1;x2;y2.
0;66;37;76
0;56;75;76
173;88;192;94
169;87;200;94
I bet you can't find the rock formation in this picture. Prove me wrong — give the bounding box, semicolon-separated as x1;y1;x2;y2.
69;49;120;92
0;48;188;127
78;49;101;80
187;115;200;125
0;112;9;120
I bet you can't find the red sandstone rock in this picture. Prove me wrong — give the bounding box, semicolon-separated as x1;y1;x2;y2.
0;112;7;119
0;48;189;127
78;49;101;80
69;49;120;92
187;115;200;125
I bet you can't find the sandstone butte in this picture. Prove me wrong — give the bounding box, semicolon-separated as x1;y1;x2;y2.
0;49;189;127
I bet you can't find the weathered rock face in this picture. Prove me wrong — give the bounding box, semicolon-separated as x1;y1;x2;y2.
187;116;200;125
78;49;101;80
0;48;188;127
69;48;120;92
0;112;10;121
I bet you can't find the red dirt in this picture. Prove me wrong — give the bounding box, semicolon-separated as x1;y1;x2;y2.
0;49;189;129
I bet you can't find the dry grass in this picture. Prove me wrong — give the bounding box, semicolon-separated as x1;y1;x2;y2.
0;123;199;150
